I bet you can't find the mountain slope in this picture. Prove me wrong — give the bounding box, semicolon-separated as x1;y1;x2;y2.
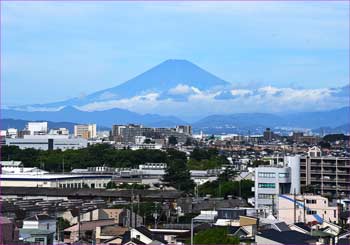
27;59;230;108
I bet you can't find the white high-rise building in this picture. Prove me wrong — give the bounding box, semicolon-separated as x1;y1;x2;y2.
27;122;48;135
254;156;301;212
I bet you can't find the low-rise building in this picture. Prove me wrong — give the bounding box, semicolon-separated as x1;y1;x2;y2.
22;214;57;238
278;194;338;224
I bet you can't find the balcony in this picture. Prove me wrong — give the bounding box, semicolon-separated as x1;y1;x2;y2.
322;170;336;175
323;163;337;167
337;171;350;176
322;178;336;182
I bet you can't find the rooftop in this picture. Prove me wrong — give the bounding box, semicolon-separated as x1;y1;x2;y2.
258;229;317;244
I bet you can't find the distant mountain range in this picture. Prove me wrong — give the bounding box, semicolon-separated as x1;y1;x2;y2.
2;106;349;134
2;106;186;128
0;118;80;132
193;107;350;129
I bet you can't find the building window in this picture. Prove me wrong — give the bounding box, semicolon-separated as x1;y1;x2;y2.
307;210;317;215
334;210;337;218
258;172;276;178
258;194;275;199
258;183;276;188
306;199;316;204
279;173;289;178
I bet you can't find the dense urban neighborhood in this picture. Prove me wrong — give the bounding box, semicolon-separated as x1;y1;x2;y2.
0;121;349;244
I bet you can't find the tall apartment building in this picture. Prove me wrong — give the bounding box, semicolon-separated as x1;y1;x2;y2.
74;124;97;139
254;156;300;212
176;125;192;135
300;147;350;199
111;124;191;144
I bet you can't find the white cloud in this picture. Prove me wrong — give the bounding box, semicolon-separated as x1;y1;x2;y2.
73;86;347;120
231;89;253;97
168;84;193;95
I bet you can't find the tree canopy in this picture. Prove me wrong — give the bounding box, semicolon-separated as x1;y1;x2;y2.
163;159;194;193
193;227;240;244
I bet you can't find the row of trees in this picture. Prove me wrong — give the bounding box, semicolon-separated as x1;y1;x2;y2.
1;144;168;172
2;145;254;198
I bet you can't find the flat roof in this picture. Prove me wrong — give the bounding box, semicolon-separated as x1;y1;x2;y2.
0;174;112;181
1;187;183;200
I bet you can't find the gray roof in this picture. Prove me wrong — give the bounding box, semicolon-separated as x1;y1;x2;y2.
274;222;291;232
258;229;317;244
2;187;182;200
20;229;55;236
24;214;55;221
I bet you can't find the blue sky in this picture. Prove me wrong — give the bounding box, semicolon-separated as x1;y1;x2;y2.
2;1;349;106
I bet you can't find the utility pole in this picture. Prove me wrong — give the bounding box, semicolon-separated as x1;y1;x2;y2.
131;188;134;228
303;198;306;223
78;209;81;243
294;189;297;224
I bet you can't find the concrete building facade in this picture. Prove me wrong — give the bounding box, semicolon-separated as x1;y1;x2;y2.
300;147;350;198
278;194;338;224
74;124;97;139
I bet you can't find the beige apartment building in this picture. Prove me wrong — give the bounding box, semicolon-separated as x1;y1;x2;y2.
74;124;97;139
300;147;350;199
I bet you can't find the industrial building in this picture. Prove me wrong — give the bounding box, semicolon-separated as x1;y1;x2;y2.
0;174;112;189
5;135;88;151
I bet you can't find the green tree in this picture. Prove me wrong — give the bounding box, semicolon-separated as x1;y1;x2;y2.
184;137;193;146
251;159;270;167
163;159;194;193
106;181;117;189
193;227;240;244
199;179;254;199
218;167;238;182
168;135;178;145
57;217;71;230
